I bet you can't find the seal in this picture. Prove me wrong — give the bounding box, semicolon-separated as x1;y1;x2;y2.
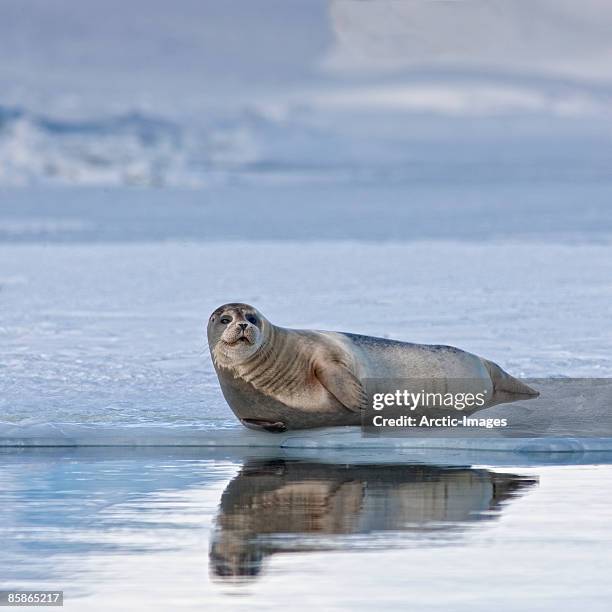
207;303;539;432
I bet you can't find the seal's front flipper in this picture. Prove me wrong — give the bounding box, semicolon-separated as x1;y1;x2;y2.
315;361;366;413
241;418;287;433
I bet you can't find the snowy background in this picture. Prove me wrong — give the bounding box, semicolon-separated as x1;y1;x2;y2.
2;0;612;187
1;0;611;441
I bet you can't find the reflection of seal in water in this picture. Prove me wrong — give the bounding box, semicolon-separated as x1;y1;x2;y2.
210;460;537;580
207;303;539;432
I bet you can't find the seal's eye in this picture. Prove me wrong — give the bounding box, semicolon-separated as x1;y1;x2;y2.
220;316;232;325
246;314;257;324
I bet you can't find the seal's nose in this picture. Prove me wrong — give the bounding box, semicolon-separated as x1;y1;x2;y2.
238;323;248;331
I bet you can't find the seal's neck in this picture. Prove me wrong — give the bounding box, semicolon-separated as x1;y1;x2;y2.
222;324;308;394
232;323;285;372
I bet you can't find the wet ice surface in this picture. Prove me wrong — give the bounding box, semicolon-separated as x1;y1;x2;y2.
1;190;612;433
1;185;612;611
1;448;611;612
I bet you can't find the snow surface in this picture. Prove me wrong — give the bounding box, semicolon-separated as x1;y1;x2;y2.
1;1;612;452
1;197;611;451
2;2;612;187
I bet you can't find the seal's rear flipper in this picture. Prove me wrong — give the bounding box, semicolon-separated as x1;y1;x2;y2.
483;359;539;404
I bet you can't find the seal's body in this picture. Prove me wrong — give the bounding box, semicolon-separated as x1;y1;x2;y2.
207;303;538;432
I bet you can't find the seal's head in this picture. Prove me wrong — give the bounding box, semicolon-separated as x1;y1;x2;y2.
207;303;268;368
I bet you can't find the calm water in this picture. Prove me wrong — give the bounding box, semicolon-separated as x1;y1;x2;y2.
1;449;611;611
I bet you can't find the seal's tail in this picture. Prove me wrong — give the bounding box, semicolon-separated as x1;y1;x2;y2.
483;359;539;402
